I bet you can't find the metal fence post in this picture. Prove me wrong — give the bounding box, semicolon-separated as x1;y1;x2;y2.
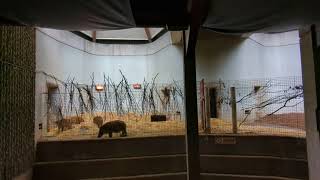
230;87;238;134
205;87;211;133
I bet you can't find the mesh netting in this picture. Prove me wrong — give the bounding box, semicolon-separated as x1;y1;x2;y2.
199;77;305;137
0;26;35;180
38;73;305;140
38;78;185;140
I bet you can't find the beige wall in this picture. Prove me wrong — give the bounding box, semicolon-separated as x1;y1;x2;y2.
196;30;302;81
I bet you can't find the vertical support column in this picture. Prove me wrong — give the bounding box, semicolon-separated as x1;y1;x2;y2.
205;87;211;133
300;26;320;180
230;87;238;134
200;79;211;133
200;79;205;131
92;31;96;42
184;0;208;178
311;26;320;131
184;49;200;180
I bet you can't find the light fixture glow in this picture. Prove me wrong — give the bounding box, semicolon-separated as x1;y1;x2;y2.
95;84;104;91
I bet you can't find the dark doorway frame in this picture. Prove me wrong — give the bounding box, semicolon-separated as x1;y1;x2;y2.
209;88;218;118
46;83;59;132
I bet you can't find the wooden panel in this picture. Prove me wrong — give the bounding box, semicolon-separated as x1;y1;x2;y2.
33;155;186;180
36;135;307;162
200;155;308;179
36;136;186;162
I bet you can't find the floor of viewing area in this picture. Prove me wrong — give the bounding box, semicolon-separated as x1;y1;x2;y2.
40;113;306;141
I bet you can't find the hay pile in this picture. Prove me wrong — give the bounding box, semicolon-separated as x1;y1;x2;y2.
44;112;186;140
42;113;305;141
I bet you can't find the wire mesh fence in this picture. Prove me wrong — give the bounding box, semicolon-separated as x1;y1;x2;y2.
39;76;185;140
39;76;306;141
0;26;35;180
38;75;305;140
200;76;305;137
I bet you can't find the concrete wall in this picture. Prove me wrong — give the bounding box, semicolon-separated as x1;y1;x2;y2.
35;30;86;142
196;30;302;81
81;45;184;84
36;28;183;84
146;45;184;83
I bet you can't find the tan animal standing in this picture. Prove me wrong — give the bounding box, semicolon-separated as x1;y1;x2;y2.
55;119;73;132
70;116;84;124
55;116;84;132
93;116;104;128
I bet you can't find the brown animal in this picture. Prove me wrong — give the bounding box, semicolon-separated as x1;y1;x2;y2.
55;119;73;132
70;116;84;124
93;116;103;128
161;87;171;105
98;120;127;138
55;116;84;132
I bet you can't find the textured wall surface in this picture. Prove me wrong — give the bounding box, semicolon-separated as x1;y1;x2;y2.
35;29;183;84
300;29;320;180
196;31;302;81
0;26;35;180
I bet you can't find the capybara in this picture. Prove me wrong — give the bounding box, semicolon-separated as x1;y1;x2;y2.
93;116;104;128
55;116;84;132
55;119;73;132
70;116;84;124
98;120;127;138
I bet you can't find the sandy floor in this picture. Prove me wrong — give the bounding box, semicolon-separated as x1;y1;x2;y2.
42;113;306;141
45;113;185;140
209;119;305;137
255;113;305;130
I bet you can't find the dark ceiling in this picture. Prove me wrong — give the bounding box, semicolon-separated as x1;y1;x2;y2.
1;0;320;33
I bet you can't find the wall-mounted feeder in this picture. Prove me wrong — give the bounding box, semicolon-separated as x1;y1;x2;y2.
244;109;251;115
133;83;142;89
151;115;167;122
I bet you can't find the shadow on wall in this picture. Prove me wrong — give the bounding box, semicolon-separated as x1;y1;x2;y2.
195;30;302;81
196;33;246;80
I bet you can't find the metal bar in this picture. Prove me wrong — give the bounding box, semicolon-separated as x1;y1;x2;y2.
183;49;200;180
200;79;205;130
183;0;209;178
205;87;211;133
230;87;238;134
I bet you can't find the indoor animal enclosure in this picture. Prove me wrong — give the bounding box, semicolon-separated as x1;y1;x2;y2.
38;73;306;140
39;72;185;140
